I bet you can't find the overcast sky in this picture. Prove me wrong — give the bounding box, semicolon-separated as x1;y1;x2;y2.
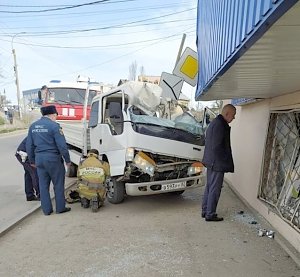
0;0;199;105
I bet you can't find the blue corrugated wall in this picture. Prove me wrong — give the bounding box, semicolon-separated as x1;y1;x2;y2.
196;0;298;100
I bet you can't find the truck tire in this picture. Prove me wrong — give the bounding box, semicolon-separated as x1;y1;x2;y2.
66;162;77;177
107;177;125;204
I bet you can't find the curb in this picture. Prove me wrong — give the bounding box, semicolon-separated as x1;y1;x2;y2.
0;129;28;138
0;179;77;238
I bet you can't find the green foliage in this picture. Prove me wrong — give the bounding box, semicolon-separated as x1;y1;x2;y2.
0;116;5;125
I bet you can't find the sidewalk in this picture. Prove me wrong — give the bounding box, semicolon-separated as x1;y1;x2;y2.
0;183;299;276
0;111;29;134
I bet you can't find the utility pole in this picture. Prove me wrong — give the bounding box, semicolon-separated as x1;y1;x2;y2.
175;33;186;68
12;33;25;119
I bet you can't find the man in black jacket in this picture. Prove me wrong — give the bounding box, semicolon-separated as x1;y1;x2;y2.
202;104;236;222
16;137;40;201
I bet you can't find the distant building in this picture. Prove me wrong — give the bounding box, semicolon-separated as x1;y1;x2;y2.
22;88;40;108
138;75;160;84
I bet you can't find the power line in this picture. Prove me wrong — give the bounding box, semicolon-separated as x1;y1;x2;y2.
50;29;195;78
0;29;196;49
0;2;193;19
0;0;136;14
2;7;196;36
1;18;195;34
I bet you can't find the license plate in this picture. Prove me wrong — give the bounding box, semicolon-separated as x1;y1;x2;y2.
161;182;186;191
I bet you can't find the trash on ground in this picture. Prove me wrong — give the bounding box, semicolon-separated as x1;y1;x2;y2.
266;230;275;239
257;228;275;239
258;228;267;237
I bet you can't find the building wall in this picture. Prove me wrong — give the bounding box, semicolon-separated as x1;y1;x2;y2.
225;92;300;252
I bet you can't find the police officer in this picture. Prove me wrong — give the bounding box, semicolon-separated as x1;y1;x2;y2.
26;105;71;215
15;136;40;201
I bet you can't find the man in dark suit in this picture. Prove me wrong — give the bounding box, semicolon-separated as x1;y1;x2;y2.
202;104;236;222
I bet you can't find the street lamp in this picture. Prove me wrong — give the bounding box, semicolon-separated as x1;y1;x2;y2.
11;32;25;120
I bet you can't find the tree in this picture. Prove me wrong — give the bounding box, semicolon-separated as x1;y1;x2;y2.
128;61;137;81
139;66;145;78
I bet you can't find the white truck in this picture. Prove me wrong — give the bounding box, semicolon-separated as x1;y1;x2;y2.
60;81;205;204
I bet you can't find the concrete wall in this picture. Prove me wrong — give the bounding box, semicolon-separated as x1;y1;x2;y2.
225;92;300;252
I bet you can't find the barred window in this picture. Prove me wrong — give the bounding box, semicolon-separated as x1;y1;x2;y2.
259;111;300;232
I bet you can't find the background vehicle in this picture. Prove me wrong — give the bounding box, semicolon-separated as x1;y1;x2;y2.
38;77;104;120
60;81;206;204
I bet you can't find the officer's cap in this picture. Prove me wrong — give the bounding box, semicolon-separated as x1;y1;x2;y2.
41;105;58;116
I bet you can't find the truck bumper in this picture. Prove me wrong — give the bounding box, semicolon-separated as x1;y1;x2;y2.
125;175;204;196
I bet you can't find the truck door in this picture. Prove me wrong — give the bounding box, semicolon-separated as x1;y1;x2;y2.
88;93;127;172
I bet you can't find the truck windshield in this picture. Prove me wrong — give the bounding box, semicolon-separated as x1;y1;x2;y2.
46;88;97;105
129;107;205;145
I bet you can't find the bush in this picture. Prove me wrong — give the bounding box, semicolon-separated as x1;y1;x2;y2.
0;116;5;125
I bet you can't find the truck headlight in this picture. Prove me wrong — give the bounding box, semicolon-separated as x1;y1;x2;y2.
125;147;135;161
188;162;204;176
133;151;156;176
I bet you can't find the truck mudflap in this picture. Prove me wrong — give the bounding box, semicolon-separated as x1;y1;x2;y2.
125;175;204;196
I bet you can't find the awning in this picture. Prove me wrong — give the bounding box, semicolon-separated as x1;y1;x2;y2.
199;1;300;101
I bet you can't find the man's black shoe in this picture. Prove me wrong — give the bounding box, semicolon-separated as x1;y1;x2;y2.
205;216;223;222
27;196;39;201
44;210;53;216
56;207;71;214
202;212;217;218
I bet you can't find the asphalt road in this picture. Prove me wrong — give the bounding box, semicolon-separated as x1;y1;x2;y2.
0;131;37;233
0;184;299;276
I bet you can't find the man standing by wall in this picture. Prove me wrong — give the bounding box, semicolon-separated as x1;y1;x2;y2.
26;105;71;215
202;104;236;222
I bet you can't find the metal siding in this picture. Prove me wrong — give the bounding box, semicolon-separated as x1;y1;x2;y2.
242;0;250;40
208;1;214;80
196;0;298;99
225;0;232;59
233;0;240;52
262;0;272;15
216;1;223;75
220;0;228;67
247;0;256;34
212;0;218;75
236;1;244;47
254;0;264;26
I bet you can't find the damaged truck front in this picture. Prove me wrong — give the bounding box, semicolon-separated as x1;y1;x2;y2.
62;81;205;204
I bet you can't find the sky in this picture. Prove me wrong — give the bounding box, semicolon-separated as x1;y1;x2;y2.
0;0;200;106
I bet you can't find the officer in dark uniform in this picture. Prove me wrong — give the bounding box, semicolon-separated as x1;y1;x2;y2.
15;137;40;201
26;105;71;215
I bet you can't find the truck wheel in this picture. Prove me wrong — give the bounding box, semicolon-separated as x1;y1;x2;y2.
66;162;77;177
107;177;125;204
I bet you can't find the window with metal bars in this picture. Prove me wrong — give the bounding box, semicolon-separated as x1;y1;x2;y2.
259;111;300;232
